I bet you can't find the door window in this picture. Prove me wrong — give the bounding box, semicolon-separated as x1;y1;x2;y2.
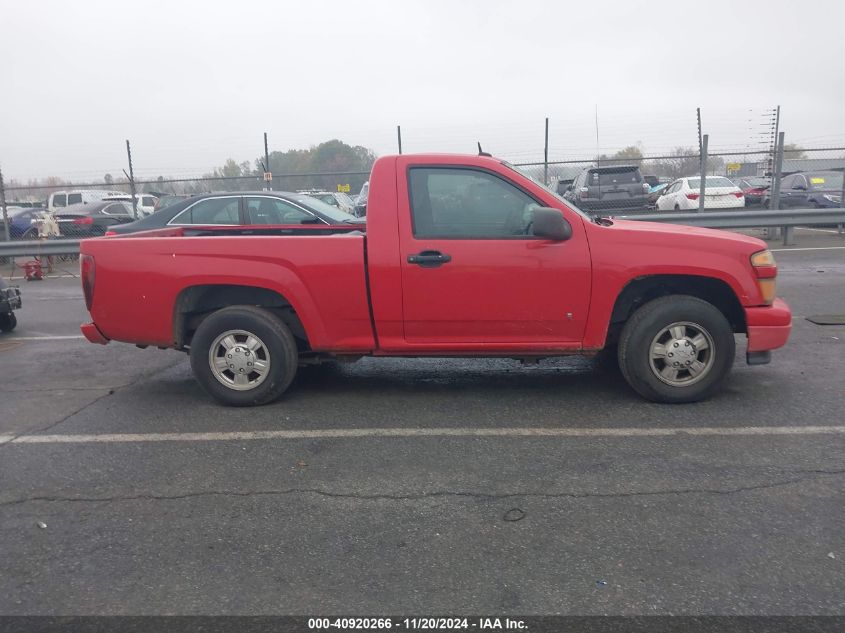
53;194;67;208
408;167;540;238
245;197;314;224
174;197;241;224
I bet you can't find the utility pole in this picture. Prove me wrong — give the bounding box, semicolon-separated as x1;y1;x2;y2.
543;117;549;186
125;140;138;219
397;125;403;155
0;165;9;242
264;132;272;191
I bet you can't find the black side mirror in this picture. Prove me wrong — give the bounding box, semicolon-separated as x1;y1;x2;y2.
532;207;572;241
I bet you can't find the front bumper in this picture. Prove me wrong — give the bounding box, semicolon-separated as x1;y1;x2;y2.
0;286;22;312
81;321;110;345
745;298;792;355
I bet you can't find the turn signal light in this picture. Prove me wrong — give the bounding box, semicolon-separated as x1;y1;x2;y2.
751;250;777;305
757;278;776;305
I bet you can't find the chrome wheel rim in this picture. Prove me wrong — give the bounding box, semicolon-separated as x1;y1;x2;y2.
648;321;715;387
208;329;271;391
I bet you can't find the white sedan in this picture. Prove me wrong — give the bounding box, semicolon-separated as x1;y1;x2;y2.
656;176;744;211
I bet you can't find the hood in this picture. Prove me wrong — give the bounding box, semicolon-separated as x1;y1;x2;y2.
600;218;767;254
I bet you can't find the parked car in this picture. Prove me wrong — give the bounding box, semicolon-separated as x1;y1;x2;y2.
656;177;744;211
0;276;22;332
353;181;369;217
102;193;159;217
80;152;790;406
563;165;650;212
47;190;125;213
647;183;670;206
731;177;770;207
54;200;137;237
107;191;364;235
4;206;47;239
555;178;574;196
154;194;195;211
764;171;843;208
297;190;356;214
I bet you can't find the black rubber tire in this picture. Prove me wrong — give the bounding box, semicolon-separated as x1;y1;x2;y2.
189;305;298;406
618;295;735;403
0;312;17;333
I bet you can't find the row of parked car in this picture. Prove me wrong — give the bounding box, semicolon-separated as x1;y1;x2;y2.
2;185;373;239
556;164;843;213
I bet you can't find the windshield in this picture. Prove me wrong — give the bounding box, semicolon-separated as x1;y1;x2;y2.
687;177;736;189
502;162;590;218
288;193;356;222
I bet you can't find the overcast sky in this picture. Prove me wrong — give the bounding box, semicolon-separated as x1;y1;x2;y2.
3;0;844;181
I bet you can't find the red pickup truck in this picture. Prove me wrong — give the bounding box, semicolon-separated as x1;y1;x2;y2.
79;153;791;406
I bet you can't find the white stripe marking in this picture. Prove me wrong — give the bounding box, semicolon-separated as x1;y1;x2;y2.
1;425;843;446
771;246;845;252
9;335;85;341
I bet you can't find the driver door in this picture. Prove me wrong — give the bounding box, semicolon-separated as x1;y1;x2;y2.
398;166;592;346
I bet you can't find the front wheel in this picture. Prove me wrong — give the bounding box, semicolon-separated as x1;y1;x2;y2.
618;296;735;403
190;306;299;406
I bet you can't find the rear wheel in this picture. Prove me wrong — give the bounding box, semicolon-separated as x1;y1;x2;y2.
190;305;298;406
0;312;17;332
618;295;734;403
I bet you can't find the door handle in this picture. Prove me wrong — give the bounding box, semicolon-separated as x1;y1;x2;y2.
407;250;452;268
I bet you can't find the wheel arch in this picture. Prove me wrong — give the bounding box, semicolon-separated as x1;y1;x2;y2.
606;275;746;345
173;284;311;351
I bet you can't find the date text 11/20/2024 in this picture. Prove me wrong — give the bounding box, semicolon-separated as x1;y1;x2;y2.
307;618;527;630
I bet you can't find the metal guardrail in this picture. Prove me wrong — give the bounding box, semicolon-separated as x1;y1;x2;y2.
613;208;845;229
0;209;843;258
0;239;81;258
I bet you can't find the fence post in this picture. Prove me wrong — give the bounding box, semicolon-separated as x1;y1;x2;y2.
264;133;272;191
397;125;402;155
543;117;549;186
0;165;9;242
698;134;708;212
768;132;793;246
840;162;845;235
125;140;138;219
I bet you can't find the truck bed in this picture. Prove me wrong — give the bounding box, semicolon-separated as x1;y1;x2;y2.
83;227;374;351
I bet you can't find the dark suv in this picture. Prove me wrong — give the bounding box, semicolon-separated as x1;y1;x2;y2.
563;165;650;212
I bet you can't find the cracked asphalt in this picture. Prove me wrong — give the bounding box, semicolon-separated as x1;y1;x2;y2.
0;233;843;615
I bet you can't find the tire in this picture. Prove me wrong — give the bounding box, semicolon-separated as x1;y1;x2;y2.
0;312;17;333
189;305;299;406
618;295;735;403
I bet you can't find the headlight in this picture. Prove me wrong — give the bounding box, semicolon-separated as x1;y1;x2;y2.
750;250;775;267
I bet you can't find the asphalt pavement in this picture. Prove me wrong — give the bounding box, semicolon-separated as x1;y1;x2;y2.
0;231;843;615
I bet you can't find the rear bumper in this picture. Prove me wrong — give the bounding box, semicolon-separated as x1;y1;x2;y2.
745;298;792;354
81;321;110;345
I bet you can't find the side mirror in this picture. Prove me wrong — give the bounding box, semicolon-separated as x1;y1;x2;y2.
532;207;572;241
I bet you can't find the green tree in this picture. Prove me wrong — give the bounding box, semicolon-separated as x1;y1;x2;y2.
782;144;807;159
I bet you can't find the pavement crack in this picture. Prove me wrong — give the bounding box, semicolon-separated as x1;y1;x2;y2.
2;471;842;509
0;357;186;449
